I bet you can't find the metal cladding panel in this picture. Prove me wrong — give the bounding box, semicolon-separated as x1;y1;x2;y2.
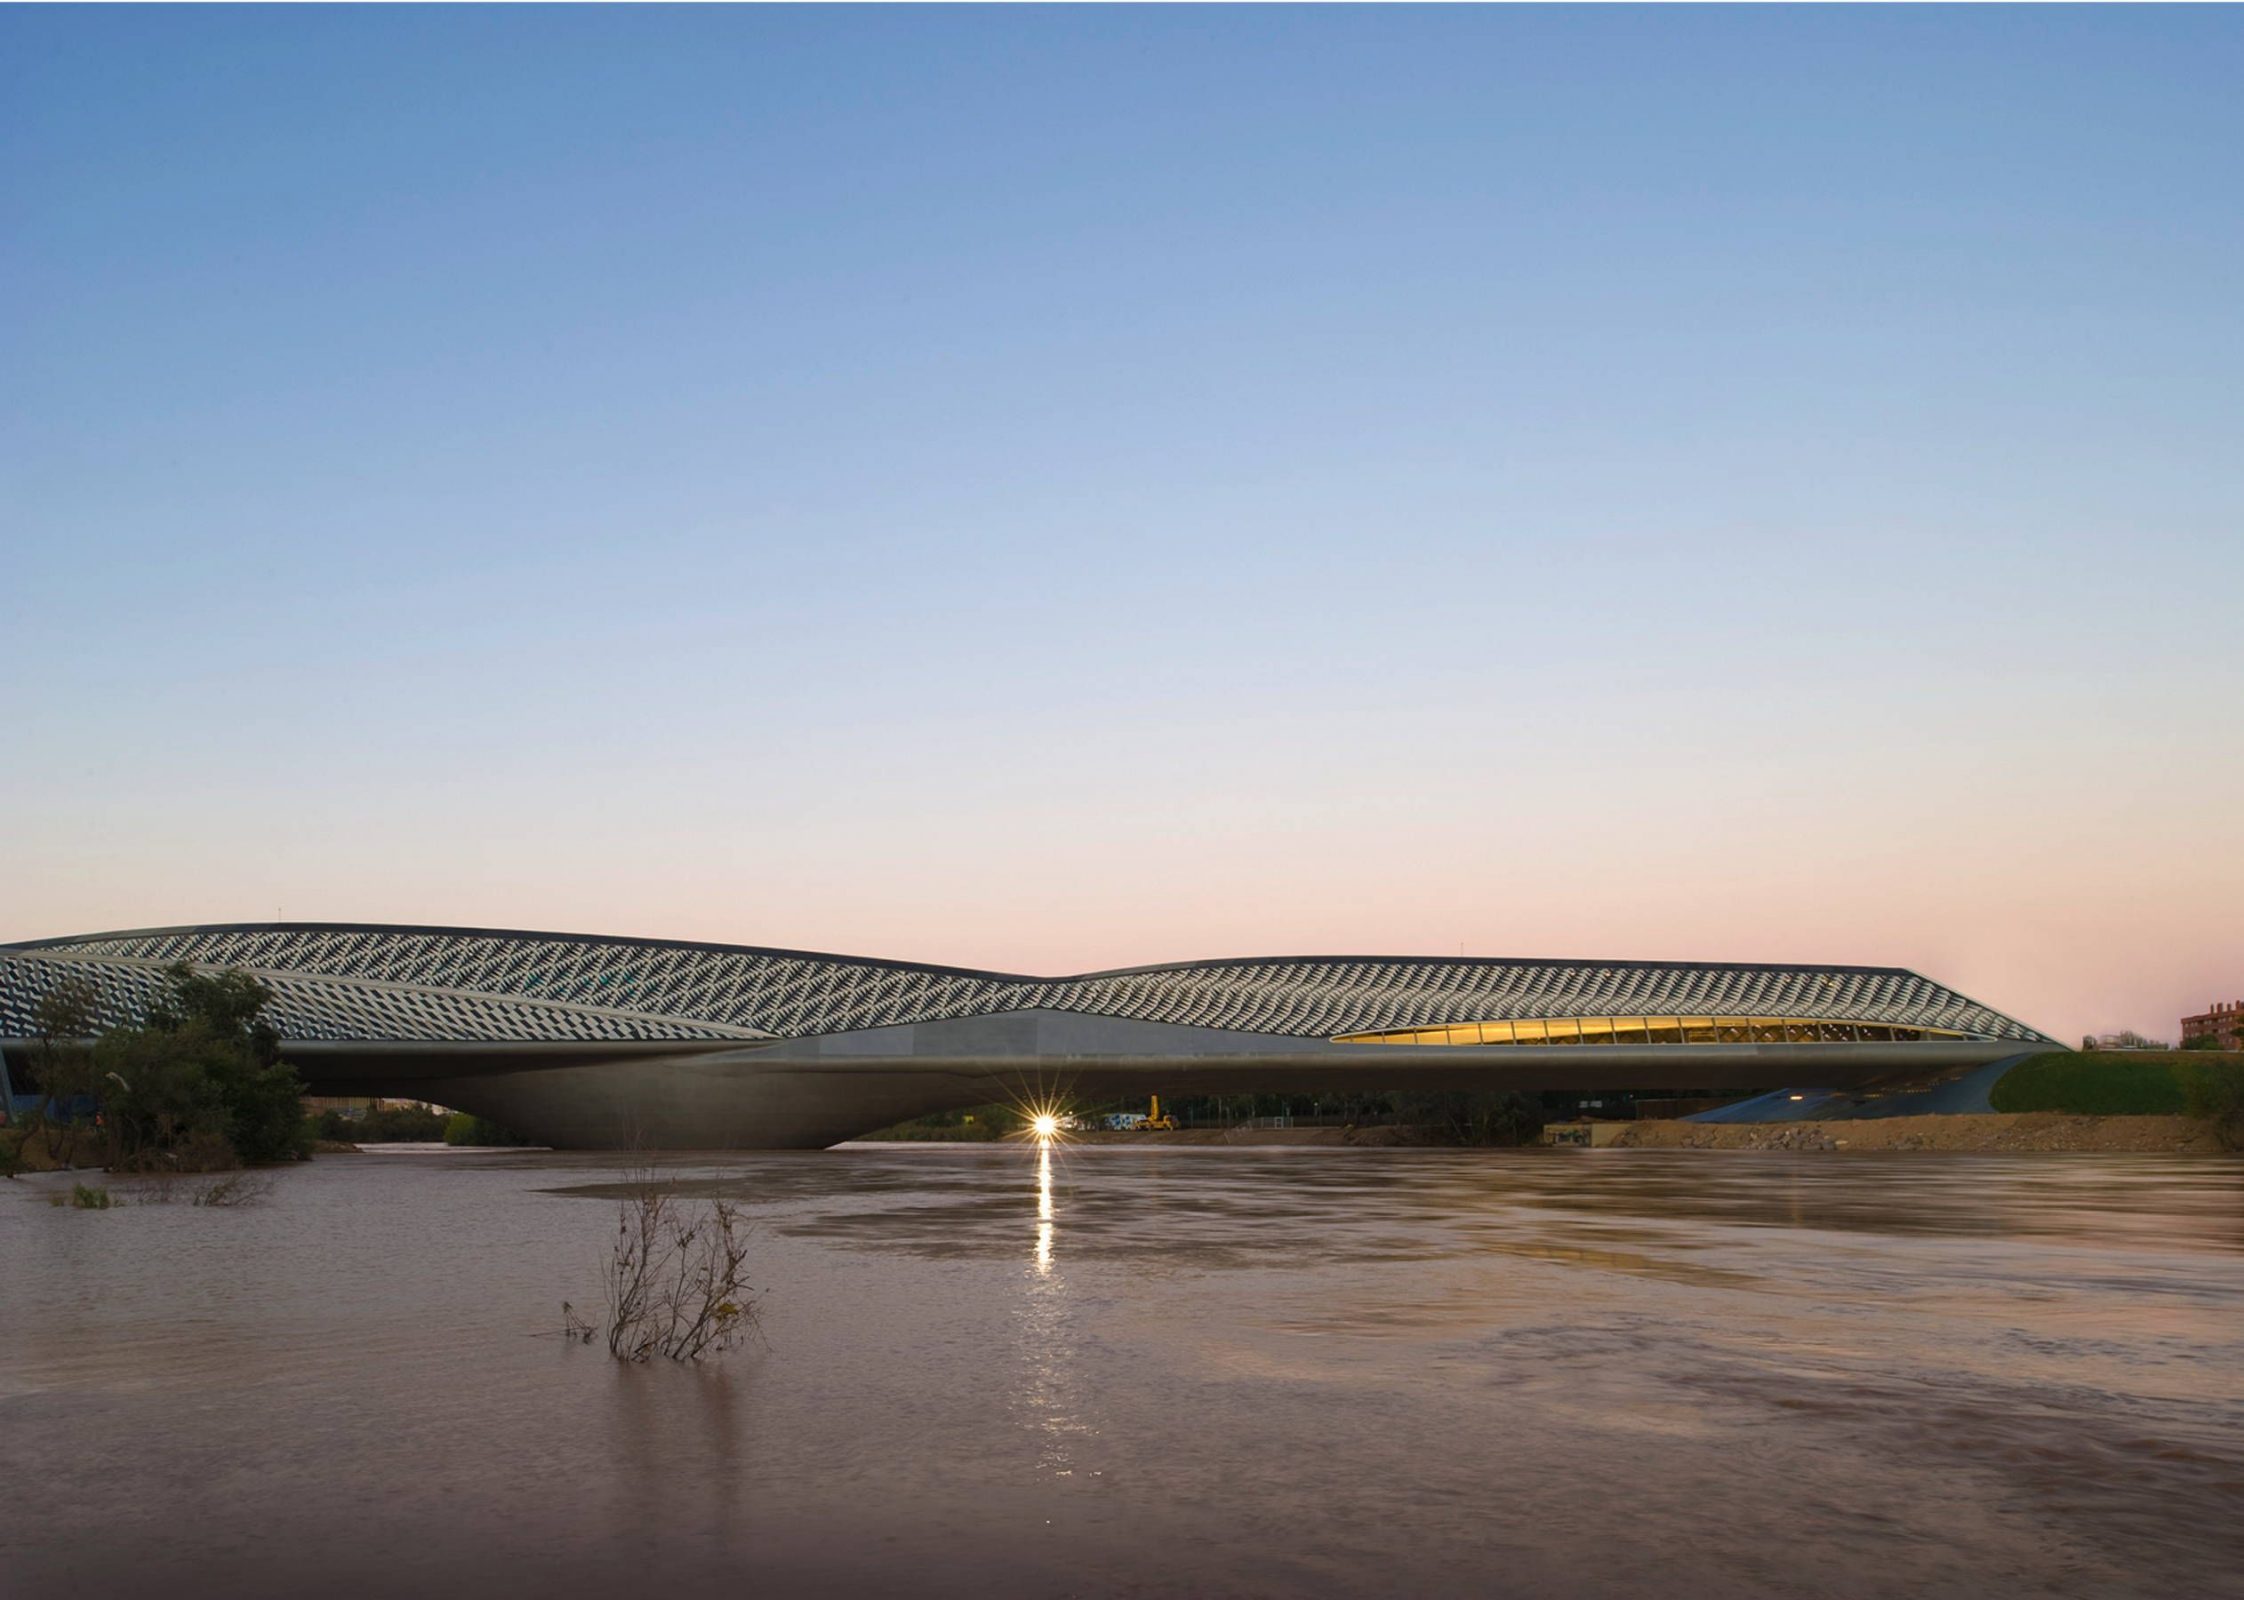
0;923;2053;1046
0;947;759;1044
13;927;1026;1038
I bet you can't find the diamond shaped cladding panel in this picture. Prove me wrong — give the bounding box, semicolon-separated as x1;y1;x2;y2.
5;925;2050;1045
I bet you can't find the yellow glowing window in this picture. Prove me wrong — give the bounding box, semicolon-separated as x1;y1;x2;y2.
1332;1016;1972;1045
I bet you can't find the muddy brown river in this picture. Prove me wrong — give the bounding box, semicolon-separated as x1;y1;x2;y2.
3;1145;2240;1599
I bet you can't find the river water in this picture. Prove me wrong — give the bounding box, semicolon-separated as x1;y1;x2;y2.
3;1145;2239;1599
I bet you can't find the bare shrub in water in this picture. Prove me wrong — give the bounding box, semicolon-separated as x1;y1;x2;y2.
192;1170;275;1206
578;1168;759;1362
123;1167;277;1206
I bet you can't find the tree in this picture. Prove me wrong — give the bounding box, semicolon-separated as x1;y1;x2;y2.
443;1111;533;1147
21;975;102;1167
32;975;98;1057
1392;1089;1547;1146
92;964;309;1168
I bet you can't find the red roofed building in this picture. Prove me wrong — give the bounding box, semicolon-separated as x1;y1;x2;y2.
2180;1000;2244;1051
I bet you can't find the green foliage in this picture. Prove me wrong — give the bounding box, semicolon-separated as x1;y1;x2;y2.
93;963;309;1168
0;1123;74;1177
312;1103;449;1142
32;976;100;1040
2180;1035;2224;1052
68;1182;114;1210
1391;1090;1547;1146
443;1112;533;1146
31;975;100;1096
1989;1052;2193;1116
2178;1058;2244;1148
862;1106;1014;1140
21;974;104;1165
866;1120;1003;1141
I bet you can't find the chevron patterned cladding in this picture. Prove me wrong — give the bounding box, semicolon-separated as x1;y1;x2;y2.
1;923;2048;1044
0;923;2054;1149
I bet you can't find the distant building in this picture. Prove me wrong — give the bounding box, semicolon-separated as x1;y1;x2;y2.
0;921;2056;1149
2179;1000;2244;1051
2084;1030;2172;1052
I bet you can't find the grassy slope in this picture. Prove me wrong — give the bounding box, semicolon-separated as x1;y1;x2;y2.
0;1123;91;1174
1989;1052;2228;1116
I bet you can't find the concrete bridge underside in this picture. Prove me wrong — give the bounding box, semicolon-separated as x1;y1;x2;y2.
272;1009;2035;1149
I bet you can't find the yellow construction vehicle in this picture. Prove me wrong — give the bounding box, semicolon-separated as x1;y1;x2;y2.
1139;1094;1178;1132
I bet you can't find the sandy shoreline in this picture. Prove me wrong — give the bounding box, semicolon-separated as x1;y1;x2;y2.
1608;1112;2226;1153
1047;1114;2233;1154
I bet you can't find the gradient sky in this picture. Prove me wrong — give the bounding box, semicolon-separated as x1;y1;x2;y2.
5;7;2240;1045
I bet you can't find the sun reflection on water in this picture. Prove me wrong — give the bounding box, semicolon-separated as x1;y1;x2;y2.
1034;1139;1055;1274
1010;1118;1090;1478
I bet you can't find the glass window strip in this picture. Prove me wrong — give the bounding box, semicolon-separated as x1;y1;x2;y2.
1333;1015;1972;1045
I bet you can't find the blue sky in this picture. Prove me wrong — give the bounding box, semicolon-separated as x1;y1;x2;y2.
4;7;2240;1042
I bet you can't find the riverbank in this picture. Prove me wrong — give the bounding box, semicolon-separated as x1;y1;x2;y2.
0;1123;83;1173
855;1125;1424;1148
1610;1112;2227;1153
879;1112;2236;1153
1059;1124;1425;1147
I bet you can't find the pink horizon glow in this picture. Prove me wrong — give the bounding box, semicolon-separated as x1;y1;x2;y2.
10;797;2236;1048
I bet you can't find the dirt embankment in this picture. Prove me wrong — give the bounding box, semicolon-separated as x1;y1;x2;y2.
1610;1112;2226;1154
921;1116;2231;1152
0;1124;86;1173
